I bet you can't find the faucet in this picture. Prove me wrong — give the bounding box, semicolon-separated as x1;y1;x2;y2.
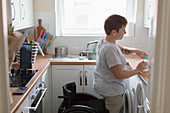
86;40;98;52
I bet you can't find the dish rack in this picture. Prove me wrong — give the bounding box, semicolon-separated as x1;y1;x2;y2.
17;42;38;69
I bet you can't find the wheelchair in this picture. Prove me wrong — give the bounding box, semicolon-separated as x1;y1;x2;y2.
58;82;109;113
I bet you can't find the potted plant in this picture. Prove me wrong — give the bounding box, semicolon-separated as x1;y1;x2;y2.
8;24;25;69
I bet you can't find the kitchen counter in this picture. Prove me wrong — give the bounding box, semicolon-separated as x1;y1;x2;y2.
50;54;148;84
50;58;96;65
124;54;148;85
10;55;53;113
10;54;148;113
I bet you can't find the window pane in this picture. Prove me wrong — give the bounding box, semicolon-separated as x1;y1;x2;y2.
60;0;132;35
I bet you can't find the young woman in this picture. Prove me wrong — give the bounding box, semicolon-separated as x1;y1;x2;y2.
94;14;148;113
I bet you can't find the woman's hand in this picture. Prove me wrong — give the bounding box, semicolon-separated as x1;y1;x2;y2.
136;61;148;73
135;49;148;59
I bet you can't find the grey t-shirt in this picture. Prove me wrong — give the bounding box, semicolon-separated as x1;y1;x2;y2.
94;38;126;96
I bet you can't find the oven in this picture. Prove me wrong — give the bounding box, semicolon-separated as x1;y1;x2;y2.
10;69;47;112
28;77;47;113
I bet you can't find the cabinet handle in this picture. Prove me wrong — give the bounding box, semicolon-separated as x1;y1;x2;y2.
147;5;151;20
79;71;82;86
11;3;15;21
21;4;25;20
85;71;87;85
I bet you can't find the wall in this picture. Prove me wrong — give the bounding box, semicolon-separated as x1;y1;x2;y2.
116;0;149;53
33;0;149;55
33;0;56;36
33;0;55;12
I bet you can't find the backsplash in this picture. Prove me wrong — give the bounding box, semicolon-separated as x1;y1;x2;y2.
34;12;149;55
34;12;56;35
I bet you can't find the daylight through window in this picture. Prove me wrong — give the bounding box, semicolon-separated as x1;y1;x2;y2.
56;0;136;36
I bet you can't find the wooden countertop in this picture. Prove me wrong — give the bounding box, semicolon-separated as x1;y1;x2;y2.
124;54;148;85
50;60;96;65
10;55;53;113
50;54;148;84
10;54;148;112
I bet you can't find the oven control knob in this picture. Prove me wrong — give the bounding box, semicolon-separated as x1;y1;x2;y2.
31;95;35;99
39;83;42;88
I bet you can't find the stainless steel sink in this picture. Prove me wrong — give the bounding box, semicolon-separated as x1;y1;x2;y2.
49;55;95;61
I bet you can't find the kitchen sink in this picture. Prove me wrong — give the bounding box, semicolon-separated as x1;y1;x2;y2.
49;55;95;61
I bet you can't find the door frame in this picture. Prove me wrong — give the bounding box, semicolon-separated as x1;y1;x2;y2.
0;0;11;113
150;0;170;112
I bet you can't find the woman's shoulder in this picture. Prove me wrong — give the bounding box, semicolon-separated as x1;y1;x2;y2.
102;43;119;54
104;42;117;49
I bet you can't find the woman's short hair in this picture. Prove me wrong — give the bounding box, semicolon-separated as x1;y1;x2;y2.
104;14;127;35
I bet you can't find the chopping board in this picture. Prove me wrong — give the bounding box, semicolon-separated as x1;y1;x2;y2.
34;19;46;41
27;34;34;41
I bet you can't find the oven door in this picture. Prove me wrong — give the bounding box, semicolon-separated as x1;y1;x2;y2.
29;88;47;113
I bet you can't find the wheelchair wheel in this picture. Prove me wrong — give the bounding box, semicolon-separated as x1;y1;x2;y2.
63;107;97;113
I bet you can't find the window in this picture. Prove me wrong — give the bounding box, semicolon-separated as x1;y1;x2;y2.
56;0;136;36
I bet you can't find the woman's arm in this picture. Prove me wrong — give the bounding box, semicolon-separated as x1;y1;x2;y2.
118;45;132;54
118;45;148;58
110;61;147;79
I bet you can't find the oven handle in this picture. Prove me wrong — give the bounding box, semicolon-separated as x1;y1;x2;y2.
28;88;47;111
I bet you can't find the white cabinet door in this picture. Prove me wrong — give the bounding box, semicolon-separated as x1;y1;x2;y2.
51;65;102;113
83;65;95;94
144;0;151;28
10;0;34;30
11;0;21;28
20;0;34;28
84;65;103;98
52;65;83;113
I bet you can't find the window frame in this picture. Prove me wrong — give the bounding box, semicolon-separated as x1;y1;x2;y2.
55;0;137;37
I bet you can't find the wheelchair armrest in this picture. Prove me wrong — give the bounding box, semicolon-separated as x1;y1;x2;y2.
76;93;98;101
64;105;97;113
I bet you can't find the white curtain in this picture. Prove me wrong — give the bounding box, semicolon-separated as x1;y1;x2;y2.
124;0;136;37
126;0;136;22
150;0;170;113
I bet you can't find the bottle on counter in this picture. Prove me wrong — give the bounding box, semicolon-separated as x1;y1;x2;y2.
79;52;84;60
